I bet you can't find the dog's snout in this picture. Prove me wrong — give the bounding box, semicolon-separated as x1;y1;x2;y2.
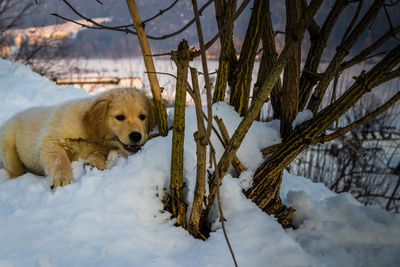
129;131;142;143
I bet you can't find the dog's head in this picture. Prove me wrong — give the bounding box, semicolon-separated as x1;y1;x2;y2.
83;88;155;154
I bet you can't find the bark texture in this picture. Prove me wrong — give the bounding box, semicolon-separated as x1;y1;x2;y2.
229;0;268;116
169;40;191;227
213;0;238;103
188;67;207;238
280;0;301;139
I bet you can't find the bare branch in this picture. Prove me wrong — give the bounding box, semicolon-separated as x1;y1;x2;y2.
56;0;214;41
299;0;348;110
212;0;238;103
263;86;399;155
205;0;324;221
145;71;176;79
192;0;251;57
142;0;214;40
281;0;302;139
230;0;268;116
383;4;400;41
307;0;386;114
142;0;179;25
146;51;172;57
191;0;213;144
51;13;114;30
377;67;400;85
214;116;245;175
188;67;207;238
314;91;400;144
54;0;137;34
386;177;400;210
301;0;321;36
246;44;400;212
169;40;190;227
341;25;400;70
257;0;281;119
341;0;364;42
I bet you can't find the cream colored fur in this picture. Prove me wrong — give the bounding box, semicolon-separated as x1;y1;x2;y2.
0;88;155;188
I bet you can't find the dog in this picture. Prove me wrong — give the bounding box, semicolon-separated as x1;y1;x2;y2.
0;88;155;188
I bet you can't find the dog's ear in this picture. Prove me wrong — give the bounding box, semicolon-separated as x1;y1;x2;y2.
83;97;111;140
146;97;156;133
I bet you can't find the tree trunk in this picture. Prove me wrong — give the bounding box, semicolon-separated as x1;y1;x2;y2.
213;0;238;103
169;40;191;227
229;0;268;116
280;0;301;139
188;67;207;238
254;0;282;119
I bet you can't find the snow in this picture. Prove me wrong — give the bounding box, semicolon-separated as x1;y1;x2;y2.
292;109;314;129
0;58;399;267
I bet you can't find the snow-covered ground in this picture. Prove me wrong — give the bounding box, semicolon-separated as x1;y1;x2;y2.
0;59;399;267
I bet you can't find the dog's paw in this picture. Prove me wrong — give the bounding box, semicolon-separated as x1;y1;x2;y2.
85;158;107;171
50;175;74;189
85;151;107;171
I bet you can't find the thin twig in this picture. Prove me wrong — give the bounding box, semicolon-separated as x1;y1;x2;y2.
147;51;173;57
139;0;214;40
56;0;137;34
55;0;214;41
64;137;118;144
142;0;179;25
51;13;111;30
209;145;238;267
145;71;177;79
341;26;400;71
383;4;400;41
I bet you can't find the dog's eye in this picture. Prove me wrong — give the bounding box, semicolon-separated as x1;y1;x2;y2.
139;114;146;121
115;114;126;121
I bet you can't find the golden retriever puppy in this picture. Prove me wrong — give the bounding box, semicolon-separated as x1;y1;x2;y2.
0;88;155;188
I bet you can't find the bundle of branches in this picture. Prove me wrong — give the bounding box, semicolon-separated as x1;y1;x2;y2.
56;0;400;265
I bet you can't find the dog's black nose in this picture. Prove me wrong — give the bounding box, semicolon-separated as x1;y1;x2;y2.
129;131;142;143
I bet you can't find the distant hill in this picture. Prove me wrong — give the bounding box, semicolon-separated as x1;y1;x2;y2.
19;0;251;58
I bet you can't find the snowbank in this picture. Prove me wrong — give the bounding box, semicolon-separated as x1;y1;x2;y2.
0;59;399;267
